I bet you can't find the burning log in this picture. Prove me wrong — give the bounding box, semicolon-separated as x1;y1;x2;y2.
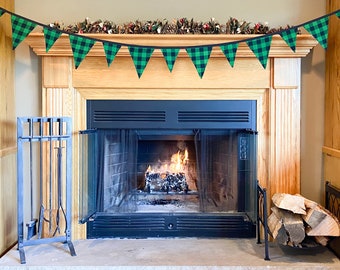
145;171;189;193
268;193;340;247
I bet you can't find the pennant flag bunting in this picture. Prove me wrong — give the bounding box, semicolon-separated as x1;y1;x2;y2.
1;7;339;76
279;27;298;52
103;42;121;66
161;48;180;72
11;15;37;49
186;46;212;78
43;27;62;52
246;35;272;69
303;17;329;49
219;43;238;67
69;34;95;68
128;46;154;78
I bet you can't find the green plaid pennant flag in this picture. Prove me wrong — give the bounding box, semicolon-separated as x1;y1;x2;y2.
69;34;95;68
246;35;272;69
43;27;62;52
303;17;329;49
279;28;298;52
11;14;37;49
128;46;154;78
186;46;212;78
219;43;238;67
0;9;4;17
102;41;121;66
161;48;180;72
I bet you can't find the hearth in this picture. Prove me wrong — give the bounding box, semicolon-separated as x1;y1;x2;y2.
79;100;257;238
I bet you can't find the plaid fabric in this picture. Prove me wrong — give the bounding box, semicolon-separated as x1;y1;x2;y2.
220;43;238;67
304;17;329;49
103;42;121;66
279;27;298;52
186;46;212;78
161;48;180;72
337;10;340;19
0;9;4;17
69;34;95;68
43;27;62;52
128;46;154;78
246;35;272;69
11;15;37;49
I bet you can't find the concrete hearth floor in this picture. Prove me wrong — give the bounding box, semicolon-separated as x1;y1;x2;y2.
0;238;340;270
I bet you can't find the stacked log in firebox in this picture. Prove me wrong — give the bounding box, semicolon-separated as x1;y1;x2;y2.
268;193;340;247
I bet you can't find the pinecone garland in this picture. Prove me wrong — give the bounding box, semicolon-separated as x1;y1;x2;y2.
48;17;298;35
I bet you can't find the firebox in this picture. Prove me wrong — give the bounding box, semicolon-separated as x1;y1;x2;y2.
79;100;257;238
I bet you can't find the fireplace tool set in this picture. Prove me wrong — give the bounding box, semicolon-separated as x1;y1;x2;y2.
17;117;76;264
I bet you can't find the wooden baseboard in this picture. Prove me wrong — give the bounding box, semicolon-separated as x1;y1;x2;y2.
0;241;16;258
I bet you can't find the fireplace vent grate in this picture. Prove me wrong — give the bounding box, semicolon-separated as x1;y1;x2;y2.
87;213;256;238
93;111;166;122
178;111;250;123
87;100;256;130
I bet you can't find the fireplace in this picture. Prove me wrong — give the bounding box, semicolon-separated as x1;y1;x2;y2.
25;33;318;240
79;100;257;238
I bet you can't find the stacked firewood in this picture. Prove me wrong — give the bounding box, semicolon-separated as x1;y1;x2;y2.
268;193;340;247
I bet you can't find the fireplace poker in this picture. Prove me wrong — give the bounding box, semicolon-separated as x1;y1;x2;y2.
26;119;37;240
37;119;50;238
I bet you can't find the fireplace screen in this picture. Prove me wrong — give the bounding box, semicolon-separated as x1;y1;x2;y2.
79;100;257;238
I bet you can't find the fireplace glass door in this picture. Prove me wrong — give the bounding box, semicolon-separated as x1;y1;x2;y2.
79;100;257;238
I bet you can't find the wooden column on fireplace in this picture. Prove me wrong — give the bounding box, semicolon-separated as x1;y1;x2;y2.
25;33;317;239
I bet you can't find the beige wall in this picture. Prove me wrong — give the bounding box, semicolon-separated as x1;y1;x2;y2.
14;0;326;202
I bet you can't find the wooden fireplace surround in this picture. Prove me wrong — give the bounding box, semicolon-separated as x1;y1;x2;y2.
26;33;318;239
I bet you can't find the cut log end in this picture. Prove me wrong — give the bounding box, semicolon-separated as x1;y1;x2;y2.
269;193;340;247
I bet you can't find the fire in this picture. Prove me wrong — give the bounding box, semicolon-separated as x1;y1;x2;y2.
145;147;190;193
146;148;189;174
172;148;188;172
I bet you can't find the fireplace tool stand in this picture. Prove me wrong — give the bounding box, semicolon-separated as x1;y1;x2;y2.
17;117;76;264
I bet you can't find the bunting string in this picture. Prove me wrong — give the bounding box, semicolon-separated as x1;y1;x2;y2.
0;7;339;78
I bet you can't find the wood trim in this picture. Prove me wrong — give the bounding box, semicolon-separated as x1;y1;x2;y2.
0;0;16;256
0;146;17;157
72;57;270;89
26;33;318;58
324;0;340;150
323;0;340;194
323;146;340;159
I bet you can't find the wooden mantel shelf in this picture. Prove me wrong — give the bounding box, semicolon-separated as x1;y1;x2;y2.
26;33;318;58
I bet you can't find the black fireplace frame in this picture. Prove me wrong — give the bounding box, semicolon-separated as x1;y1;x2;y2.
80;100;258;239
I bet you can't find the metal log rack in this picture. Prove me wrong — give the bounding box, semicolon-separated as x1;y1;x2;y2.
17;117;76;264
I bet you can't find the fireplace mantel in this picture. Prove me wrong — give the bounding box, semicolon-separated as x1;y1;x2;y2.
26;33;318;239
26;33;317;57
